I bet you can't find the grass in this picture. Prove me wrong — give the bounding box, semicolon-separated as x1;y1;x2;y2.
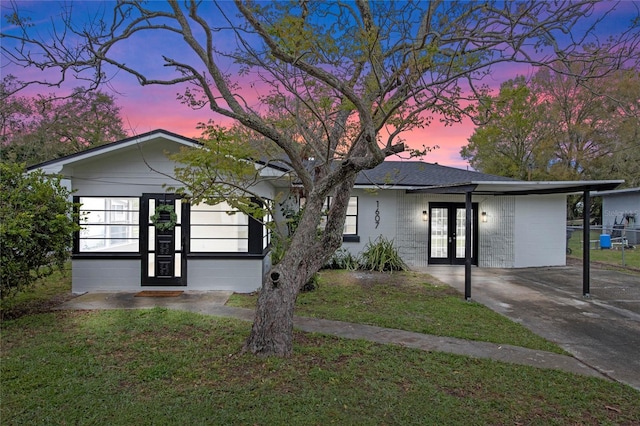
2;267;639;424
0;266;73;320
2;308;639;425
567;230;640;270
228;270;564;354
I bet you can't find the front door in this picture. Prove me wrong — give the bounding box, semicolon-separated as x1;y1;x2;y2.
428;203;478;265
141;193;186;286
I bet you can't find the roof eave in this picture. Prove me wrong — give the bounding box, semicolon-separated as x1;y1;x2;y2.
27;129;201;172
406;180;624;196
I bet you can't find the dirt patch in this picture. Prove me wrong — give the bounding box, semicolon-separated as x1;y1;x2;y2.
1;292;79;321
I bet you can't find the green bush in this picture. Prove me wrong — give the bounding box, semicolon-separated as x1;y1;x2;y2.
300;272;320;293
360;236;408;272
324;248;360;270
0;163;79;299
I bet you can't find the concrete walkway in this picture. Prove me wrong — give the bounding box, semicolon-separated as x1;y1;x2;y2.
57;290;606;381
425;264;640;391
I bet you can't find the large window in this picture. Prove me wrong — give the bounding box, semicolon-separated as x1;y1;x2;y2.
342;196;358;235
304;196;358;236
263;200;273;250
190;202;249;252
78;197;140;252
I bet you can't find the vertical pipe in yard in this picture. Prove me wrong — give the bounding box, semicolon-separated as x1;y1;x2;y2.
465;190;472;301
583;190;591;297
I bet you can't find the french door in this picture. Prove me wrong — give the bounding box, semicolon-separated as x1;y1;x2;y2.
428;203;478;265
141;193;187;286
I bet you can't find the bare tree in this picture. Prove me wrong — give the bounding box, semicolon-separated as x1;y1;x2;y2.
3;0;638;356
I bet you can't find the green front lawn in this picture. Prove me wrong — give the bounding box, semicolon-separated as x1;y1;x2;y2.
2;308;639;425
3;267;639;424
228;270;564;354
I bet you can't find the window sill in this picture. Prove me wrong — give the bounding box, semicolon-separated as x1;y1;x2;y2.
187;252;268;259
342;235;360;243
73;253;141;260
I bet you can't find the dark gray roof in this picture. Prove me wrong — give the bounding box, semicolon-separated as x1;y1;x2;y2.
355;161;516;187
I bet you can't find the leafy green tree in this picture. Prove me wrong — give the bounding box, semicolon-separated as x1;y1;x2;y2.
0;78;127;165
3;1;638;356
463;65;640;185
588;70;640;187
461;77;554;180
0;163;80;299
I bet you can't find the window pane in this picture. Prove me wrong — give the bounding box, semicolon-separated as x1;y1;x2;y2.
174;199;182;224
190;239;249;252
455;208;473;258
190;201;237;211
190;211;248;225
344;217;357;235
175;226;181;251
191;225;248;238
78;197;139;253
346;197;358;215
148;253;155;277
322;196;358;235
430;208;448;258
189;202;249;253
174;253;181;277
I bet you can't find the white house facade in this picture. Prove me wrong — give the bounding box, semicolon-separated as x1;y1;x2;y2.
30;130;622;294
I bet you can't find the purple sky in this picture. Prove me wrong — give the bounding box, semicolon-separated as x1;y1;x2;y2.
2;1;638;168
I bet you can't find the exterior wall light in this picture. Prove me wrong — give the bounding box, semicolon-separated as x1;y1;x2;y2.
481;211;488;223
422;210;428;221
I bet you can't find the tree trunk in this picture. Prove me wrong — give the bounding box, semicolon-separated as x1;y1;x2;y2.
243;194;325;357
242;255;305;357
243;176;357;357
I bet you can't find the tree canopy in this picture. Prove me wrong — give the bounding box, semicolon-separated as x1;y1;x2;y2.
461;66;640;187
3;0;639;356
0;77;128;165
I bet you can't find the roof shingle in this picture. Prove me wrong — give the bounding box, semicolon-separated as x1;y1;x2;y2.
355;161;516;187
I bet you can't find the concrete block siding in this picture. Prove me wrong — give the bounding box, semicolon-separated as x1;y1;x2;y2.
342;191;566;270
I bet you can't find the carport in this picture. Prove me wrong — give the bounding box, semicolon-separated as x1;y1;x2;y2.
409;180;623;300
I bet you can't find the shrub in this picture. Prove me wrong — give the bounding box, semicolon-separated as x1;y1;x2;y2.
0;163;79;299
324;248;360;270
300;272;320;293
360;236;408;272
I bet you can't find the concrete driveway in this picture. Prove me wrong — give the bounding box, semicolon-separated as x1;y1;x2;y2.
425;263;640;390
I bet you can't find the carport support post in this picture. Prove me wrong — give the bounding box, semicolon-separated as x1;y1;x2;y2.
583;190;591;297
465;190;472;300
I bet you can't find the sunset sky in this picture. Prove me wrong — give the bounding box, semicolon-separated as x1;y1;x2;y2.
2;1;638;168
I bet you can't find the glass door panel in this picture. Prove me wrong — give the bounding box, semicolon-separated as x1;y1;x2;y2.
430;208;448;259
455;208;466;258
429;203;478;265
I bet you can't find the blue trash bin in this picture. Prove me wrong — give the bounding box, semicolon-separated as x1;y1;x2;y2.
600;234;611;249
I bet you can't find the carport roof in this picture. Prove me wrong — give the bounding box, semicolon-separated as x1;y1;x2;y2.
354;161;622;195
407;179;624;195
